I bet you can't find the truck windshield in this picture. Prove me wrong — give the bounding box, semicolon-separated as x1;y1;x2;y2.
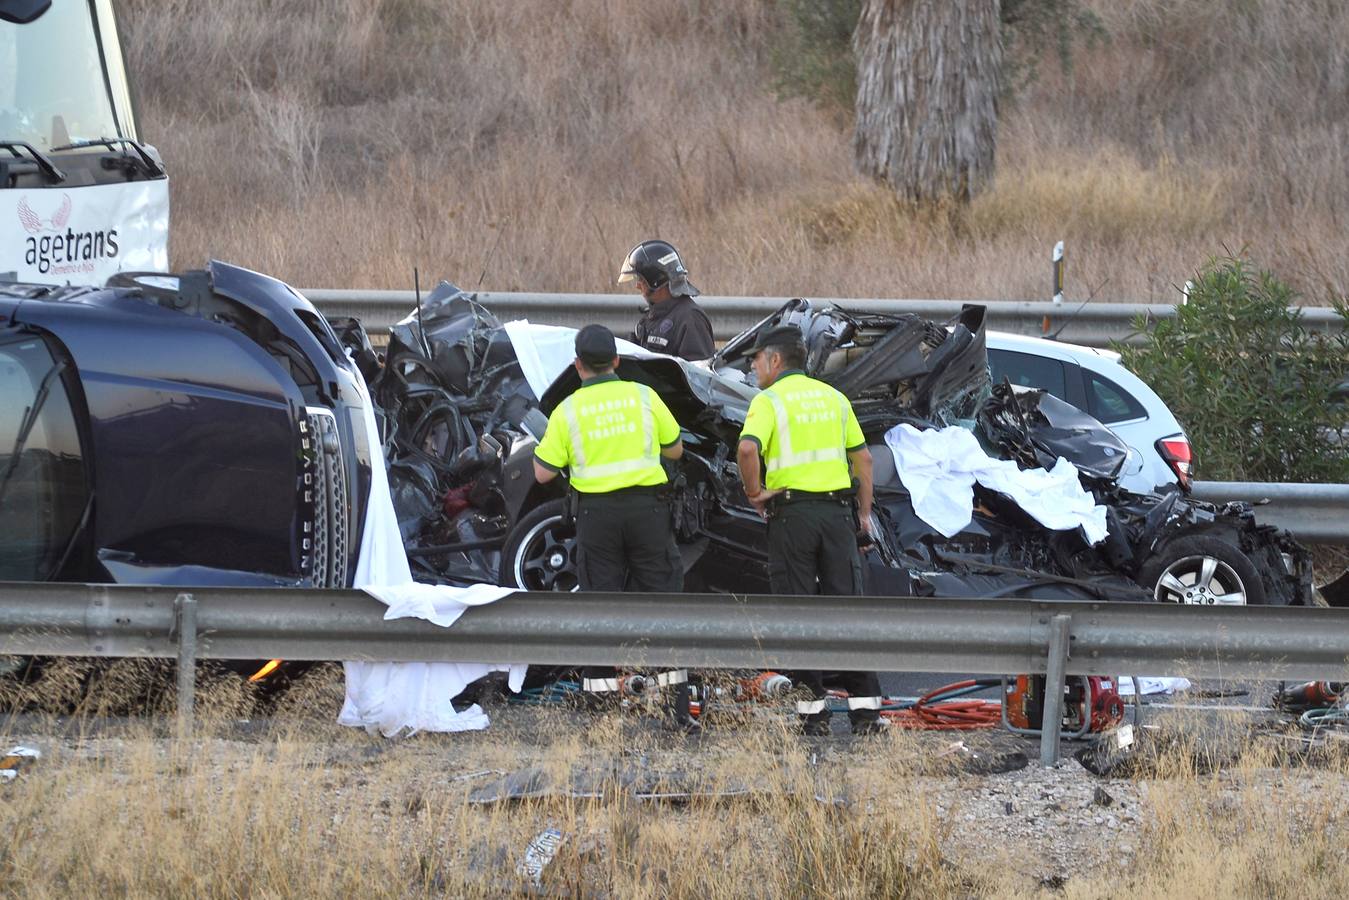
0;0;126;150
0;333;89;580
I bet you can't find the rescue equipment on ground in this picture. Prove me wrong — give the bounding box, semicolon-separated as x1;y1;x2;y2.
1003;674;1128;738
1274;680;1345;712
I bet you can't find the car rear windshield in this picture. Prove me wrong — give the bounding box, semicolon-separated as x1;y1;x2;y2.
0;333;89;580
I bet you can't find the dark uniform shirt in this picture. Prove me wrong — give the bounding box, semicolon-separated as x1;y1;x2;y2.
632;295;715;361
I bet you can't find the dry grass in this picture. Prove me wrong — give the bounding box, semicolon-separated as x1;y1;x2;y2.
118;0;1349;305
0;664;979;898
5;664;1349;896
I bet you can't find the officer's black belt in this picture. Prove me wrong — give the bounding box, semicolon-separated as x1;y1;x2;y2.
579;484;663;498
771;489;853;505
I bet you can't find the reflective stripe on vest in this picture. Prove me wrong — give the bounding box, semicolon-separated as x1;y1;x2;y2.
560;382;662;489
760;386;849;472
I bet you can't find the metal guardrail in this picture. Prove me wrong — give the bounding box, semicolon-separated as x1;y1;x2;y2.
5;582;1349;763
304;288;1347;349
1192;481;1349;544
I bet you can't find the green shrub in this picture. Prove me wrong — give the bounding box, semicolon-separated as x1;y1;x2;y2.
1116;256;1349;483
769;0;862;113
1001;0;1106;90
767;0;1105;113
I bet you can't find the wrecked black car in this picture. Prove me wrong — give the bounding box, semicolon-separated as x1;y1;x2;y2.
350;288;1313;607
0;261;371;589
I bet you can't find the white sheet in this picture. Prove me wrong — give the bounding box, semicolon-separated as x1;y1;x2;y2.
339;319;668;736
882;423;1108;544
338;372;526;738
502;320;653;399
1117;676;1192;696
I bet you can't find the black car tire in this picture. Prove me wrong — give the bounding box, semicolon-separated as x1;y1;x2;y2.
499;499;580;592
1137;533;1271;606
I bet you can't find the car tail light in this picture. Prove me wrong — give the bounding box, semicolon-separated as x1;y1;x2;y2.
1156;436;1193;491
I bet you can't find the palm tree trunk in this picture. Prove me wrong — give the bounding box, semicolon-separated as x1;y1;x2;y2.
853;0;1003;203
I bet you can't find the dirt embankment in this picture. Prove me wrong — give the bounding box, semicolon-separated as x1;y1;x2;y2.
121;0;1349;304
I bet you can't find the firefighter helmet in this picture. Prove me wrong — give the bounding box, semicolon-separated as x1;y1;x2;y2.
617;240;699;297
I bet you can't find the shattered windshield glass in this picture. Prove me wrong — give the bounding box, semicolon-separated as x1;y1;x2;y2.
0;0;124;150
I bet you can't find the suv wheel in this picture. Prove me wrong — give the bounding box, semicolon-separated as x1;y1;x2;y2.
1137;533;1270;606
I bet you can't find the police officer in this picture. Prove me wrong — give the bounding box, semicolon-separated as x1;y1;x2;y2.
618;239;715;361
734;324;886;736
532;324;695;725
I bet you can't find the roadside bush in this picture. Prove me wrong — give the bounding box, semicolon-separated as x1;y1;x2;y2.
1116;256;1349;483
768;0;862;113
769;0;1104;114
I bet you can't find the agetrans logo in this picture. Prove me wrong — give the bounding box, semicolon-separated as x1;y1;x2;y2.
17;194;119;275
18;194;72;233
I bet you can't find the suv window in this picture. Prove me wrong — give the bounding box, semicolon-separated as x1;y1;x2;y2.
0;334;88;580
987;349;1068;401
1086;371;1146;424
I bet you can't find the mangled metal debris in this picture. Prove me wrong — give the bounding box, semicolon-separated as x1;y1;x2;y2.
517;827;568;888
329;288;1313;609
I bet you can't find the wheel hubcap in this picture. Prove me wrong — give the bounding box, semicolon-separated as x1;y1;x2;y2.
1155;554;1246;605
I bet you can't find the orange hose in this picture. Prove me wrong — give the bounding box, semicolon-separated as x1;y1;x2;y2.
882;700;1002;730
880;679;1002;730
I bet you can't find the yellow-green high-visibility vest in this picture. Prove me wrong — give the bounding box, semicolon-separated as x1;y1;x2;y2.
534;376;680;493
740;372;863;491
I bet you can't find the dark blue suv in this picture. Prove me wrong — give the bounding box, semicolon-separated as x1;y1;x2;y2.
0;261;371;589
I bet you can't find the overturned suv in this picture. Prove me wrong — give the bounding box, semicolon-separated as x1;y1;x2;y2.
0;261;371;589
355;287;1314;607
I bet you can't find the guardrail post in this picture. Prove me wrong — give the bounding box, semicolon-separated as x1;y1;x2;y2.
1040;614;1071;767
174;593;197;738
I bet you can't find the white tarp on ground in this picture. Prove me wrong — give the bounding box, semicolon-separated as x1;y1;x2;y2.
882;423;1109;544
338;374;525;737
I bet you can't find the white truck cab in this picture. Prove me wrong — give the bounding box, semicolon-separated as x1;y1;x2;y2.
0;0;168;284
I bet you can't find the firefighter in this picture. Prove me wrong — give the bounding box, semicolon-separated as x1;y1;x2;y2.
532;324;695;727
734;324;886;736
618;239;715;361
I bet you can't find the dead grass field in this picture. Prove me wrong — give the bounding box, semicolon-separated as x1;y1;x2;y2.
119;0;1349;304
5;663;1349;897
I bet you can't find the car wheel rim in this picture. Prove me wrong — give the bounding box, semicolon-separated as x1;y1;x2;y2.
512;515;580;592
1154;555;1247;605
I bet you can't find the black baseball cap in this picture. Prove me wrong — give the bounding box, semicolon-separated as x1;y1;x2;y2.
575;324;618;366
748;324;805;356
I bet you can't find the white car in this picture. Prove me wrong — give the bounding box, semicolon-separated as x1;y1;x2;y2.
985;332;1192;494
